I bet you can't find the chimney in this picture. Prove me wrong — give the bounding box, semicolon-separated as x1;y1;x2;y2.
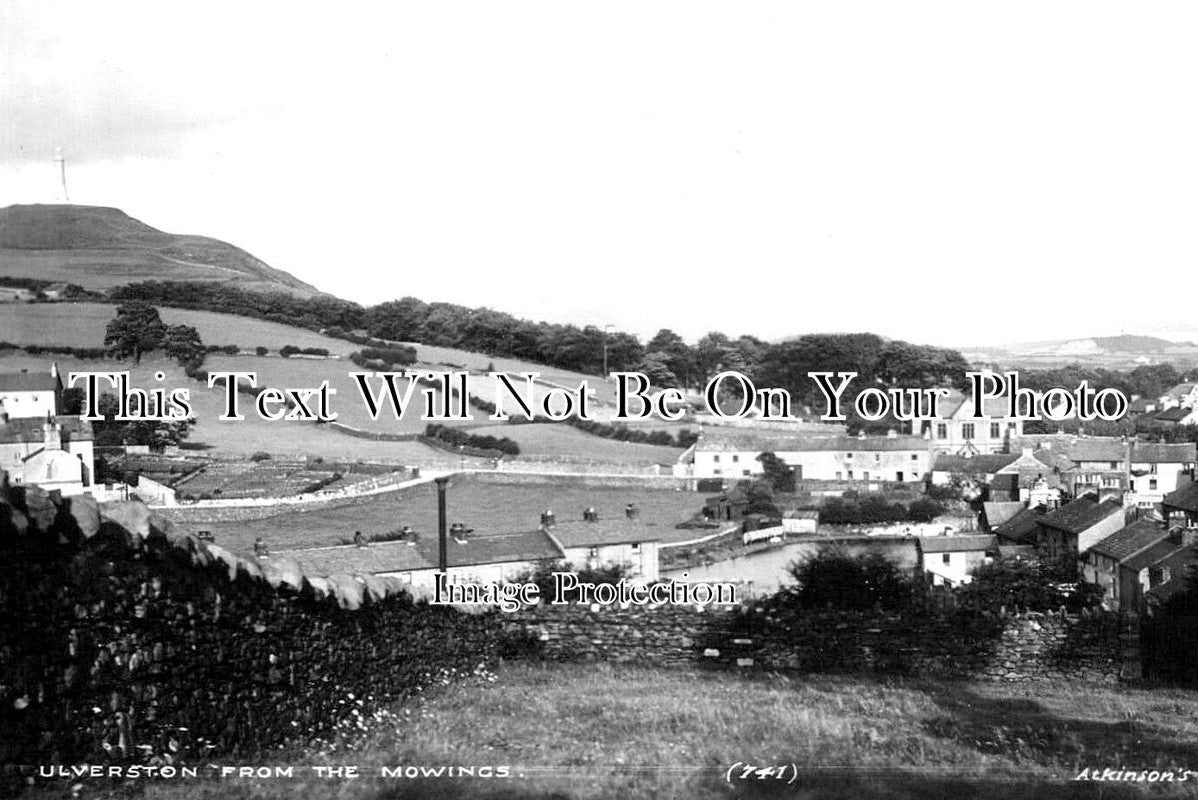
1022;446;1032;458
43;418;62;451
887;428;897;439
50;362;58;379
540;509;556;528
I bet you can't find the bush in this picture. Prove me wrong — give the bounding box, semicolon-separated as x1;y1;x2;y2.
255;346;269;356
784;548;918;611
250;451;272;462
958;559;1103;613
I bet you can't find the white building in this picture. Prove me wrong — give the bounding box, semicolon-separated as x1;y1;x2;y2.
691;428;932;483
919;534;996;587
0;365;61;420
912;390;1024;455
0;416;96;495
543;520;661;581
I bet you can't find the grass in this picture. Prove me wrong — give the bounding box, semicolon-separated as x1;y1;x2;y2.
463;422;682;463
0;302;356;353
195;476;706;556
35;662;1198;800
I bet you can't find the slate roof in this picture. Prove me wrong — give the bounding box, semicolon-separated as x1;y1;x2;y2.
1154;407;1195;423
0;371;59;392
1068;439;1196;463
275;541;435;576
416;529;564;568
1039;497;1123;534
0;416;93;444
931;453;1018;474
1125;539;1189;572
1088;519;1169;561
993;505;1047;545
982;501;1025;529
698;430;928;453
547;520;663;548
918;534;996;553
1162;383;1197;401
1163;481;1198;513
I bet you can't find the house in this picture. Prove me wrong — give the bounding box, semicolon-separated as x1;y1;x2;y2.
41;283;70;301
993;448;1065;505
928;452;1018;488
1152;406;1198;426
1082;519;1172;610
543;519;661;581
912;390;1026;455
991;504;1047;547
1162;480;1198;530
1128;397;1158;416
1036;496;1126;566
918;534;997;587
1159;382;1198;411
690;428;931;483
0;365;62;420
275;528;565;600
1045;438;1196;507
0;416;96;495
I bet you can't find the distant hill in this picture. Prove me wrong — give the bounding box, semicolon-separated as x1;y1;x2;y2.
0;204;321;296
961;333;1198;370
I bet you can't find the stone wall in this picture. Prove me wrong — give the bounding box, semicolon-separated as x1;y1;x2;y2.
0;486;507;793
500;602;1127;683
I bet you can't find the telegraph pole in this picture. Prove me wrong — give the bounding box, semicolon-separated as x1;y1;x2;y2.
435;476;449;573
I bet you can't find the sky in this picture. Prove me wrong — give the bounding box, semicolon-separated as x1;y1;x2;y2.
2;2;1197;348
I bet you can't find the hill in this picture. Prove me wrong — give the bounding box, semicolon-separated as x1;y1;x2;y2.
0;204;322;296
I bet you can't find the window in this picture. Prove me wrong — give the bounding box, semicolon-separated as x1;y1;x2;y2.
875;453;881;462
732;455;739;463
942;553;951;564
911;454;918;461
630;543;640;552
990;422;1001;439
936;423;947;439
713;469;722;476
846;452;854;459
863;471;870;481
835;471;842;480
962;423;975;439
1150;479;1158;490
742;469;750;476
713;455;720;463
1110;462;1118;470
847;470;854;480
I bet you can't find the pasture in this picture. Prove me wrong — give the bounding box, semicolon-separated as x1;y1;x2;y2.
191;475;705;555
53;663;1198;800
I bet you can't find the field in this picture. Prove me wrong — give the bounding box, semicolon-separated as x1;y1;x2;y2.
0;302;356;353
43;663;1198;800
0;352;466;464
194;476;706;555
462;422;682;463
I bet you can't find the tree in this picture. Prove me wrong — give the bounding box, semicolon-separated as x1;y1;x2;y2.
104;301;166;364
786;548;917;611
163;324;205;368
757;452;795;493
958;559;1102;612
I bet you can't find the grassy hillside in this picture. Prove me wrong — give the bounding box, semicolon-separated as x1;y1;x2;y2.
0;302;356;353
0;204;321;295
46;663;1198;800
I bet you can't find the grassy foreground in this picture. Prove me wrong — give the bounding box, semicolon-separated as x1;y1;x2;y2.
27;663;1198;800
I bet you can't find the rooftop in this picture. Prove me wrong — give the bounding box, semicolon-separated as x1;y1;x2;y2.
1088;518;1170;562
0;370;59;393
0;416;93;445
993;505;1047;545
918;534;997;553
546;520;663;548
1163;481;1198;513
274;541;435;576
931;453;1018;474
1039;497;1124;534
